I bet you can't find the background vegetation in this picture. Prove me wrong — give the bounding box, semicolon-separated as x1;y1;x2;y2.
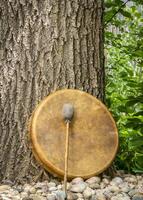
105;0;143;173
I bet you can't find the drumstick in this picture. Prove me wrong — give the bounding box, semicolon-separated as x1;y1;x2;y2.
62;103;74;199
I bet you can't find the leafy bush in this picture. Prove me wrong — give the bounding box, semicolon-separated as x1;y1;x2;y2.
105;1;143;173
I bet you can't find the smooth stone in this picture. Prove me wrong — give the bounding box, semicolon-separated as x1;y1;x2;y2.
137;176;143;181
70;182;86;193
49;186;57;192
48;182;56;188
29;187;36;194
132;195;143;200
2;180;13;186
119;182;130;193
20;192;29;198
10;190;19;195
86;177;101;184
2;197;13;200
96;194;106;200
72;178;84;184
76;193;83;198
102;178;110;185
91;195;97;200
120;186;130;193
83;187;93;198
29;194;47;200
16;185;23;192
124;176;137;184
89;183;100;189
111;177;123;185
111;195;130;200
36;189;43;194
128;189;137;197
108;185;120;192
35;182;47;189
11;196;20;200
54;190;66;200
129;183;136;189
67;192;78;200
46;194;56;200
100;182;106;189
104;190;113;199
23;184;31;192
0;185;11;191
138;186;143;194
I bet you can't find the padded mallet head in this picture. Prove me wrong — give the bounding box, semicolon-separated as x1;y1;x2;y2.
62;103;74;122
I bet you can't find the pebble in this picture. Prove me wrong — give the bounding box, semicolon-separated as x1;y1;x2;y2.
119;182;130;193
109;185;120;192
83;187;93;198
89;183;100;189
0;173;142;200
29;194;47;200
0;185;11;192
48;186;57;191
47;194;56;200
128;189;137;197
67;192;78;199
124;176;137;184
86;176;101;184
111;177;123;185
72;177;84;184
132;195;143;200
70;182;87;193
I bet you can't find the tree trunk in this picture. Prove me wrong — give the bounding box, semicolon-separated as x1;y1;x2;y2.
0;0;104;182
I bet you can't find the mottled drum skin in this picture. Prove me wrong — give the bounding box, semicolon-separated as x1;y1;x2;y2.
29;89;118;180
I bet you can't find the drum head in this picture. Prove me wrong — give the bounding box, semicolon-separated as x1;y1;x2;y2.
29;89;118;179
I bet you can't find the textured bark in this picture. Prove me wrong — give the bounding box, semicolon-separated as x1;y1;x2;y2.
0;0;104;182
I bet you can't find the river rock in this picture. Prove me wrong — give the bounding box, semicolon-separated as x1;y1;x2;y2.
111;177;123;186
128;189;137;197
67;192;78;199
29;194;46;200
86;176;101;184
20;191;29;198
124;176;137;184
83;187;93;198
102;178;110;185
89;183;100;189
70;182;86;193
132;195;143;200
48;186;57;192
54;190;66;200
109;185;120;192
72;178;84;184
48;182;56;188
46;194;56;200
119;182;130;193
35;182;47;189
96;193;106;200
0;185;11;192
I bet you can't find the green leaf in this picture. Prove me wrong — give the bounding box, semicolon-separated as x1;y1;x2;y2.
120;9;132;18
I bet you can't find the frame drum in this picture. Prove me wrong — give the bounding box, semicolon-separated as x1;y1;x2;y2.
29;89;118;179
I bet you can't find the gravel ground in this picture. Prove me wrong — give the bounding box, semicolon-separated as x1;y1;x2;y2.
0;173;143;200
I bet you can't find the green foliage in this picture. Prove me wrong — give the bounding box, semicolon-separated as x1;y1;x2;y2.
105;1;143;173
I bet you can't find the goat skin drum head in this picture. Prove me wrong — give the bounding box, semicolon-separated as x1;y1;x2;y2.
29;89;118;179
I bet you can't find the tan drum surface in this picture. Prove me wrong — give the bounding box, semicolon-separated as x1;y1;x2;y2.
29;89;118;179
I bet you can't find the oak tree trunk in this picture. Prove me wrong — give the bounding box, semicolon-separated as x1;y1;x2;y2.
0;0;104;182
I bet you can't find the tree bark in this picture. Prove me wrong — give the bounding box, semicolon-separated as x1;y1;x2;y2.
0;0;104;182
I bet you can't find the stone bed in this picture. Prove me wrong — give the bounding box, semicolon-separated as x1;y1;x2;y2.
0;173;143;200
